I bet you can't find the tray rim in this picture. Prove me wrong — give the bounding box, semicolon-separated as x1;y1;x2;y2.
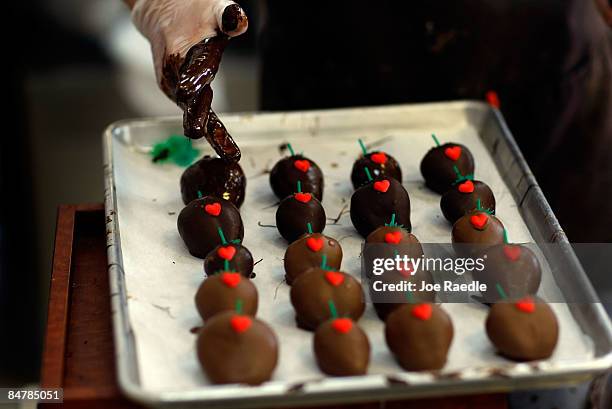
103;100;612;408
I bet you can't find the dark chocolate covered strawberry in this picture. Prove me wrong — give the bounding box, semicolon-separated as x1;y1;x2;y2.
351;139;402;189
420;134;475;194
350;172;411;238
269;143;323;201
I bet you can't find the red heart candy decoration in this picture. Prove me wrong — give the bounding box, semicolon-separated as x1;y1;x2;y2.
503;245;521;261
230;315;252;333
373;179;390;193
515;297;535;313
444;146;462;161
204;202;222;216
294;159;311;172
306;237;324;252
217;246;236;260
384;231;402;244
411;303;433;320
294;192;312;203
332;318;353;334
370;152;387;165
458;180;475;193
325;271;345;287
220;272;241;288
470;213;489;230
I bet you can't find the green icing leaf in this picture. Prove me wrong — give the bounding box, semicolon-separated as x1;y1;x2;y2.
151;135;199;167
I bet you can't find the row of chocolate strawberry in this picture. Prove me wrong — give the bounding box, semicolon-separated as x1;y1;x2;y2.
175;185;279;385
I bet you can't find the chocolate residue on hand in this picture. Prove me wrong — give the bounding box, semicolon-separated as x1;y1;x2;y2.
161;35;241;163
221;4;248;34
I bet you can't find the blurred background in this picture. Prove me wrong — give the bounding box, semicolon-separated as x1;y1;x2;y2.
1;0;611;401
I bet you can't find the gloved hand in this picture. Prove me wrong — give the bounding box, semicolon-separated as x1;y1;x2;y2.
131;0;248;86
131;0;248;162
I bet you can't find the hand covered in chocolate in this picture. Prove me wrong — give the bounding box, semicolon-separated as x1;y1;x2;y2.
132;0;248;161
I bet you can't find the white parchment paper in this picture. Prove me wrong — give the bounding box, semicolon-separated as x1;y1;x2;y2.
111;103;594;394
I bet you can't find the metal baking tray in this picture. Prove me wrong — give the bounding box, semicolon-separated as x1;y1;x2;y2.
103;101;612;408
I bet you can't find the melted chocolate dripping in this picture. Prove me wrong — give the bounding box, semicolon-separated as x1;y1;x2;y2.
162;35;241;162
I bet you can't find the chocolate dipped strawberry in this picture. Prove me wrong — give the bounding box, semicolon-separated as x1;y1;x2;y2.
366;217;421;248
195;272;258;320
269;143;324;201
204;228;254;277
290;268;365;331
177;196;244;258
197;310;278;384
385;303;454;371
350;170;411;238
366;213;421;248
350;139;402;189
440;166;495;224
452;201;504;255
486;297;558;361
420;134;475;194
284;232;342;284
180;155;246;207
314;313;370;376
474;231;541;303
361;214;423;279
368;267;436;321
275;182;326;242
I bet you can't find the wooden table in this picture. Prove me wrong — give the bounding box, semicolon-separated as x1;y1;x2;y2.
39;204;508;408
